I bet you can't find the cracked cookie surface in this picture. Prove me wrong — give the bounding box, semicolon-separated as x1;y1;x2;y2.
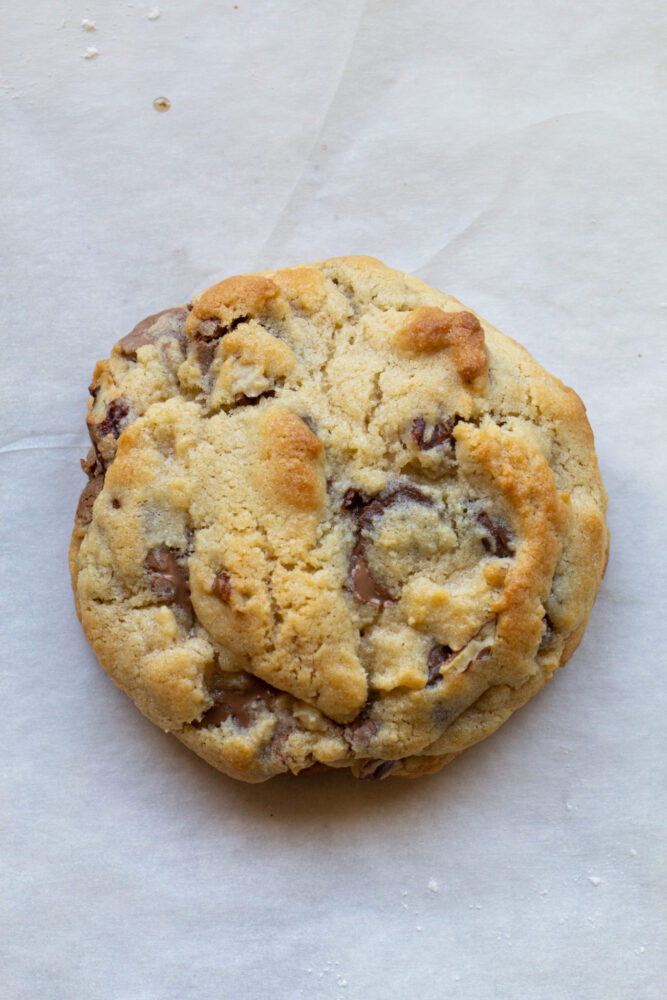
70;256;609;782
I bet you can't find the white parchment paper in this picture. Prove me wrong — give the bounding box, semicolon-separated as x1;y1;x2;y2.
1;2;666;998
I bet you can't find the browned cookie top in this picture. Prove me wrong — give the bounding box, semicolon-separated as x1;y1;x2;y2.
70;257;608;782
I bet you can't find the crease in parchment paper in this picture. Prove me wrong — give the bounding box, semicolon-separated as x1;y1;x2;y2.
0;434;87;456
252;0;369;269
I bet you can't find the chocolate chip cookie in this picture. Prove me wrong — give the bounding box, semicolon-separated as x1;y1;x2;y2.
70;257;609;781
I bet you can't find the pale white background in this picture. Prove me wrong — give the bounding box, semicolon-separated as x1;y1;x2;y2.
1;2;666;998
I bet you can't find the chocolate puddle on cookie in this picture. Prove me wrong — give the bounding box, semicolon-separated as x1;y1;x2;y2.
144;545;192;611
342;483;434;606
194;675;277;729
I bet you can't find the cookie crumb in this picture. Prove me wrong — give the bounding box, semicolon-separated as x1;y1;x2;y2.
588;875;601;886
337;978;347;988
81;19;96;31
83;46;99;59
147;6;161;19
153;96;171;112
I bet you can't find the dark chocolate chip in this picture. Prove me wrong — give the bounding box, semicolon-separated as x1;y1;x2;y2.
95;398;130;441
212;570;232;603
348;542;395;607
477;511;514;558
358;759;395;780
426;644;456;686
117;306;188;360
111;498;121;509
75;474;104;527
411;415;460;451
144;545;192;610
193;676;275;729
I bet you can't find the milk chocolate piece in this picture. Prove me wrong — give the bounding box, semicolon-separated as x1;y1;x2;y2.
194;676;275;729
144;545;192;610
477;511;514;558
117;307;188;360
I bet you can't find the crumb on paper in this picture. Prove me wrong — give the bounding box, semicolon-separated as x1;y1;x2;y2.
630;848;637;856
427;879;438;894
337;979;347;988
83;47;99;59
153;96;171;111
147;6;161;19
81;19;96;31
588;875;601;886
416;925;423;932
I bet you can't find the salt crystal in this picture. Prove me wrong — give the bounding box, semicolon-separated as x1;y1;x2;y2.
147;6;161;19
588;876;601;886
83;47;99;59
427;880;438;893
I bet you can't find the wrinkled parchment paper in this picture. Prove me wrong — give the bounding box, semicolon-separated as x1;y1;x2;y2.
1;2;665;997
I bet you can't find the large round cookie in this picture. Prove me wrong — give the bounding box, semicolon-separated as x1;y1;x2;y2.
70;257;609;781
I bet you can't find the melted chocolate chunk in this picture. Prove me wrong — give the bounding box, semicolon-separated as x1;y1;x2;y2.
343;483;433;528
192;315;251;374
477;511;514;558
212;570;232;603
144;545;192;610
341;487;372;514
342;484;433;607
344;717;377;744
195;313;249;343
117;306;188;360
195;338;218;374
95;398;130;441
348;542;395;607
76;474;104;527
411;415;460;451
193;676;275;729
359;759;395;780
426;644;456;686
